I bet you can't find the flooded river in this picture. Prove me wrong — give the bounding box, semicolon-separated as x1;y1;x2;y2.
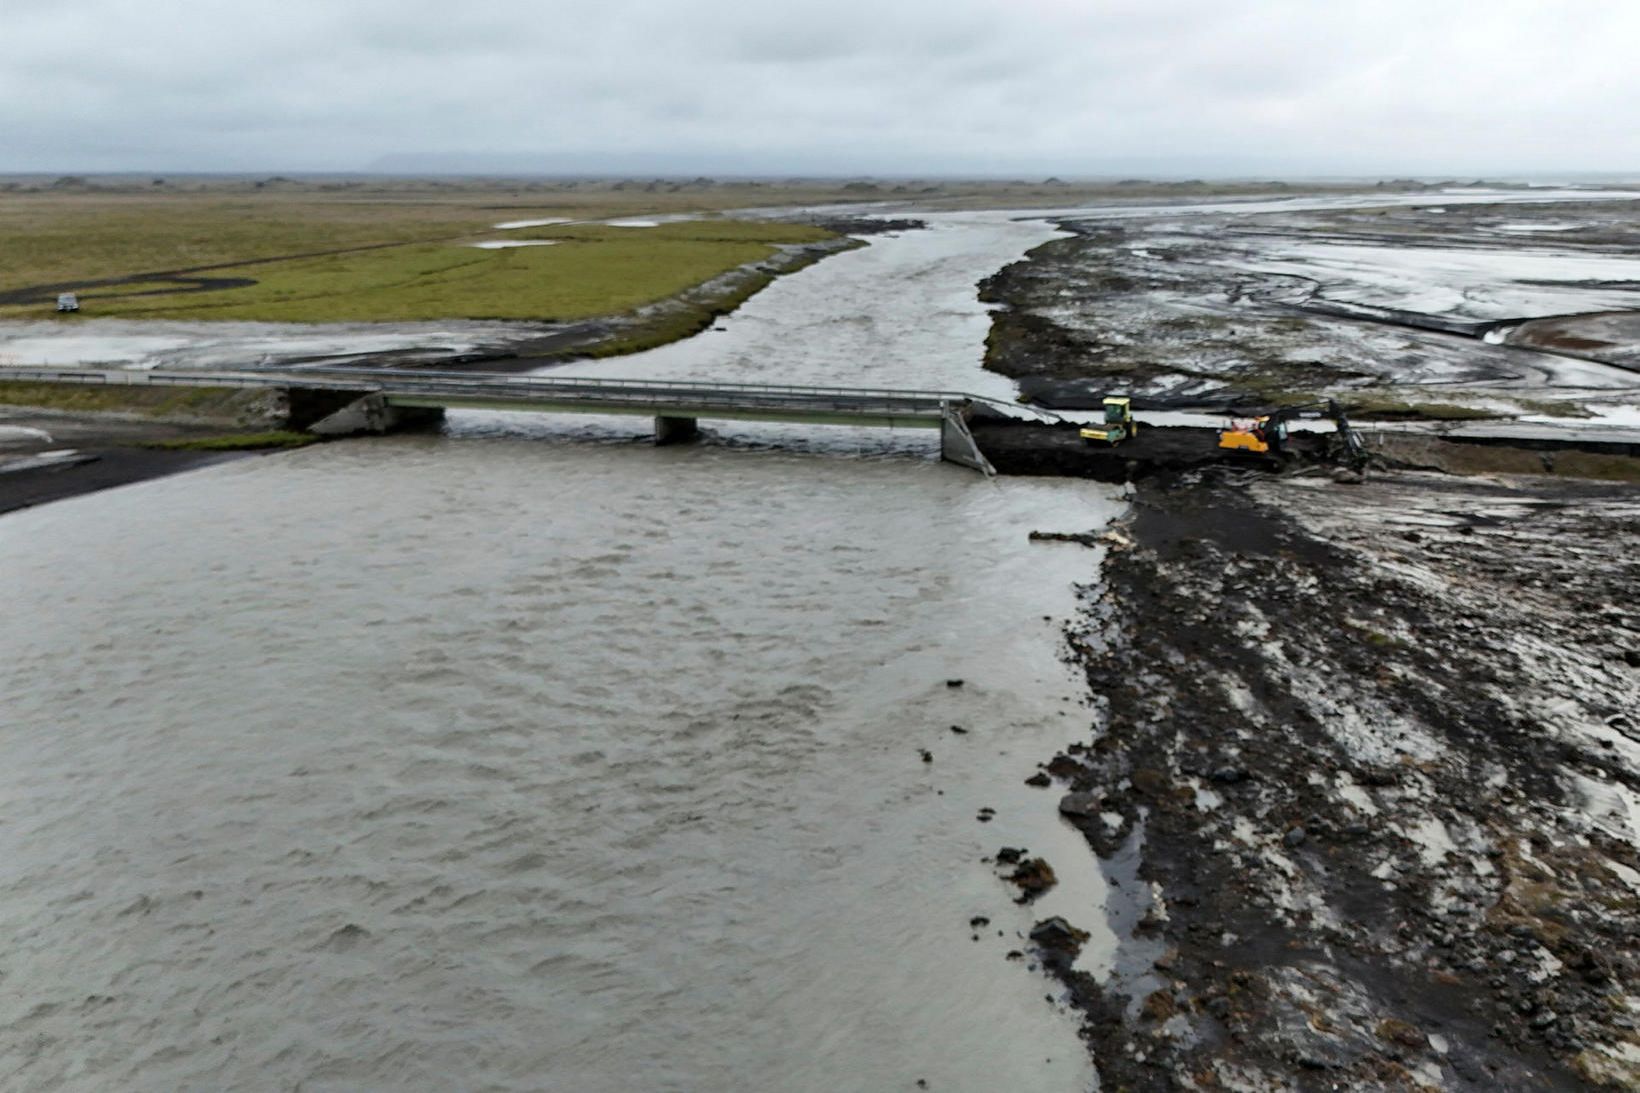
0;215;1126;1091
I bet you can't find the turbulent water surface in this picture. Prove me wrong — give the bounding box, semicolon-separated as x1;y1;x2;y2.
0;440;1119;1091
0;211;1133;1091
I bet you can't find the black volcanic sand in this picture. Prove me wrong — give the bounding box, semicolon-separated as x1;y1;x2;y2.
1027;467;1640;1089
0;412;266;514
0;447;250;515
971;419;1340;482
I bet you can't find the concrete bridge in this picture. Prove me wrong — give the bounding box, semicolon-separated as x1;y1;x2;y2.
1;366;1033;474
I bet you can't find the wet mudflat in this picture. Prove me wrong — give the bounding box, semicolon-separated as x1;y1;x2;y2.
980;194;1640;416
1043;467;1640;1089
0;437;1121;1091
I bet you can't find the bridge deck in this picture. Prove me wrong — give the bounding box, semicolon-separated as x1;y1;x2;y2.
0;366;1010;428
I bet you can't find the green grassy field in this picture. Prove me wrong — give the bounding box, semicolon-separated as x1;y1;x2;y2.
25;220;832;323
0;187;838;324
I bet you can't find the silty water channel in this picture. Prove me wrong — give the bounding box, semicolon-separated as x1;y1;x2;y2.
0;213;1130;1091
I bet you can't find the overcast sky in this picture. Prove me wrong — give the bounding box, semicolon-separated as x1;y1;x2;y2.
5;0;1639;177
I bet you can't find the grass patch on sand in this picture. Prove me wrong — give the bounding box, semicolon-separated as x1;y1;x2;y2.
146;431;317;451
0;380;270;420
1509;397;1594;419
1343;396;1503;421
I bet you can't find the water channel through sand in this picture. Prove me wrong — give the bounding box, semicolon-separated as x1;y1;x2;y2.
0;214;1125;1091
7;192;1640;1089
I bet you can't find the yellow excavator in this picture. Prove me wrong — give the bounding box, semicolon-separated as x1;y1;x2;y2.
1079;397;1137;445
1219;399;1366;466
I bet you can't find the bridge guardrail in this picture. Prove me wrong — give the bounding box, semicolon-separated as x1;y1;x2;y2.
0;365;1057;421
304;366;979;401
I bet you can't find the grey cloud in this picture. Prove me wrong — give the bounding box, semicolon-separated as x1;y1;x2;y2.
3;0;1639;175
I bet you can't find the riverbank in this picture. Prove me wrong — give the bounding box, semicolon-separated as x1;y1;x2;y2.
1031;466;1640;1089
0;398;305;514
0;444;252;515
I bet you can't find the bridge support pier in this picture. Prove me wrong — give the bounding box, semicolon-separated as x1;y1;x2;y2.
940;403;995;475
298;391;444;437
654;415;700;446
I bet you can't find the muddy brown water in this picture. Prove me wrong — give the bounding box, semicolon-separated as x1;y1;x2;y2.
6;194;1640;1089
0;213;1129;1091
0;443;1120;1091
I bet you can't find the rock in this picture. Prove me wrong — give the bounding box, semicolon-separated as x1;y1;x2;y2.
1046;755;1085;779
1059;791;1101;818
1130;768;1170;797
1024;772;1052;788
1331;468;1365;485
1140;989;1178;1022
949;725;968;735
969;916;990;928
1008;858;1058;901
1030;916;1090;955
1531;1010;1558;1029
1624;649;1640;668
1283;826;1308;848
1209;766;1247;784
996;846;1026;865
919;749;933;763
1377;1018;1427;1049
945;679;964;688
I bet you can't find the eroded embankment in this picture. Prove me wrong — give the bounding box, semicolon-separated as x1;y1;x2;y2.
1033;469;1640;1089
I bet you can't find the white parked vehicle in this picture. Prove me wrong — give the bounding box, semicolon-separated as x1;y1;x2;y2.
56;293;79;312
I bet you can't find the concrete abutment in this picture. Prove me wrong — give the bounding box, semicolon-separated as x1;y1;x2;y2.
285;389;444;436
655;415;700;446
